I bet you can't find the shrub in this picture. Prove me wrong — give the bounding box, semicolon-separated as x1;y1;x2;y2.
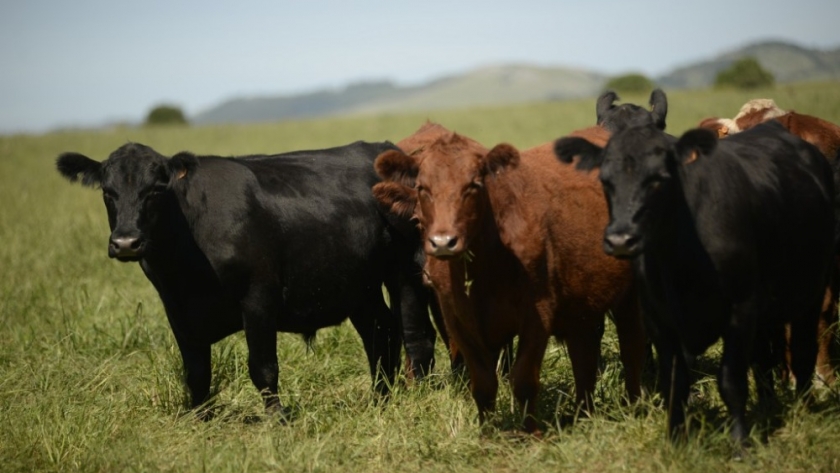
604;73;655;94
144;104;188;126
714;58;775;90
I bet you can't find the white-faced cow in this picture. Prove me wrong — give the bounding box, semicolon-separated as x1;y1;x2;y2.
373;125;646;433
56;141;437;416
555;121;835;446
596;89;668;133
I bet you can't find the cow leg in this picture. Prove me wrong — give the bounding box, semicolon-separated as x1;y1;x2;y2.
564;313;603;413
510;326;548;433
789;304;820;399
718;324;753;445
612;291;646;402
653;336;691;441
241;288;281;413
429;295;465;374
389;275;437;380
750;327;778;409
350;293;402;396
663;352;692;441
815;281;838;385
173;334;212;412
464;347;500;426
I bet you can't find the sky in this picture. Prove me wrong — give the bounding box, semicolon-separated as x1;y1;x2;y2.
1;0;838;134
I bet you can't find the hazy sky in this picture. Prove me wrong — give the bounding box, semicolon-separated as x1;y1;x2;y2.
1;0;838;134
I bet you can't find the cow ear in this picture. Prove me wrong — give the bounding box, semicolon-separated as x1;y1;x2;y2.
649;88;668;130
483;143;520;175
372;181;417;221
168;151;199;182
676;128;718;165
56;152;102;187
375;149;418;187
596;90;619;125
554;137;605;171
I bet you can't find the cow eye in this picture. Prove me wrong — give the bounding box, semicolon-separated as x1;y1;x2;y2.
467;179;483;192
102;189;117;201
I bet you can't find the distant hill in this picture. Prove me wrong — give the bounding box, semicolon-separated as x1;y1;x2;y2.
193;65;606;125
657;40;840;89
193;40;840;125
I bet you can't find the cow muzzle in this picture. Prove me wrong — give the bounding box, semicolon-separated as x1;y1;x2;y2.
603;232;642;259
108;236;145;261
427;234;462;258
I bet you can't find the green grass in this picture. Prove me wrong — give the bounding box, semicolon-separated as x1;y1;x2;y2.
3;82;840;472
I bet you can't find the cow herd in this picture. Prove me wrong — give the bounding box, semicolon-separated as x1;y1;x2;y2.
56;89;840;451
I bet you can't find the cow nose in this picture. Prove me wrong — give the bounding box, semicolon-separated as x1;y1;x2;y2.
428;234;459;256
604;233;640;256
109;236;142;258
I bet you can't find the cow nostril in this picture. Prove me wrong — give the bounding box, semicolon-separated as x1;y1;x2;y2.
129;239;142;250
446;236;458;249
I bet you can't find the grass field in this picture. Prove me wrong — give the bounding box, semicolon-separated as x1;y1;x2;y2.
3;82;840;472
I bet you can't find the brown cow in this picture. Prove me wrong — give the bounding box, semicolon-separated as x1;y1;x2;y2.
372;124;646;433
700;98;840;160
699;99;840;386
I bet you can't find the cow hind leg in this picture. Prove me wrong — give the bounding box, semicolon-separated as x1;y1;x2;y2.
350;293;402;397
718;324;754;446
815;281;838;385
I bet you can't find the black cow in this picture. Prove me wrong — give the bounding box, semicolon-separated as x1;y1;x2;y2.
554;121;834;446
56;141;437;415
596;89;668;133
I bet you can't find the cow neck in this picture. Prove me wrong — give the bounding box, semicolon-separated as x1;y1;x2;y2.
472;183;508;260
648;166;701;262
140;191;203;273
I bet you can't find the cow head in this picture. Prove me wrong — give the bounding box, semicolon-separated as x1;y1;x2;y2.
596;89;668;133
373;133;503;259
55;143;197;261
555;124;714;258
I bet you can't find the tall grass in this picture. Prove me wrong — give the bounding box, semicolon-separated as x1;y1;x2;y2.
2;82;840;472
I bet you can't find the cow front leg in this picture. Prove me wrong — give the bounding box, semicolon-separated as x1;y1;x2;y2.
393;275;437;380
174;336;212;414
242;290;281;413
612;290;646;402
564;313;603;413
511;328;548;434
350;294;402;396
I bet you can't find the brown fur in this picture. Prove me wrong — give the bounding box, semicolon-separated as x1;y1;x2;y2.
373;123;645;432
698;100;840;385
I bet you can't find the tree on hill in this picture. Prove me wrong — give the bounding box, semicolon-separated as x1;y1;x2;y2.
145;104;188;126
604;73;655;94
714;58;775;90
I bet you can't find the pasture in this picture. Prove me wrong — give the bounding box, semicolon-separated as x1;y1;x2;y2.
3;82;840;472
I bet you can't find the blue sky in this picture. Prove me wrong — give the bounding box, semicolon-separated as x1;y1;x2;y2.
1;0;838;134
